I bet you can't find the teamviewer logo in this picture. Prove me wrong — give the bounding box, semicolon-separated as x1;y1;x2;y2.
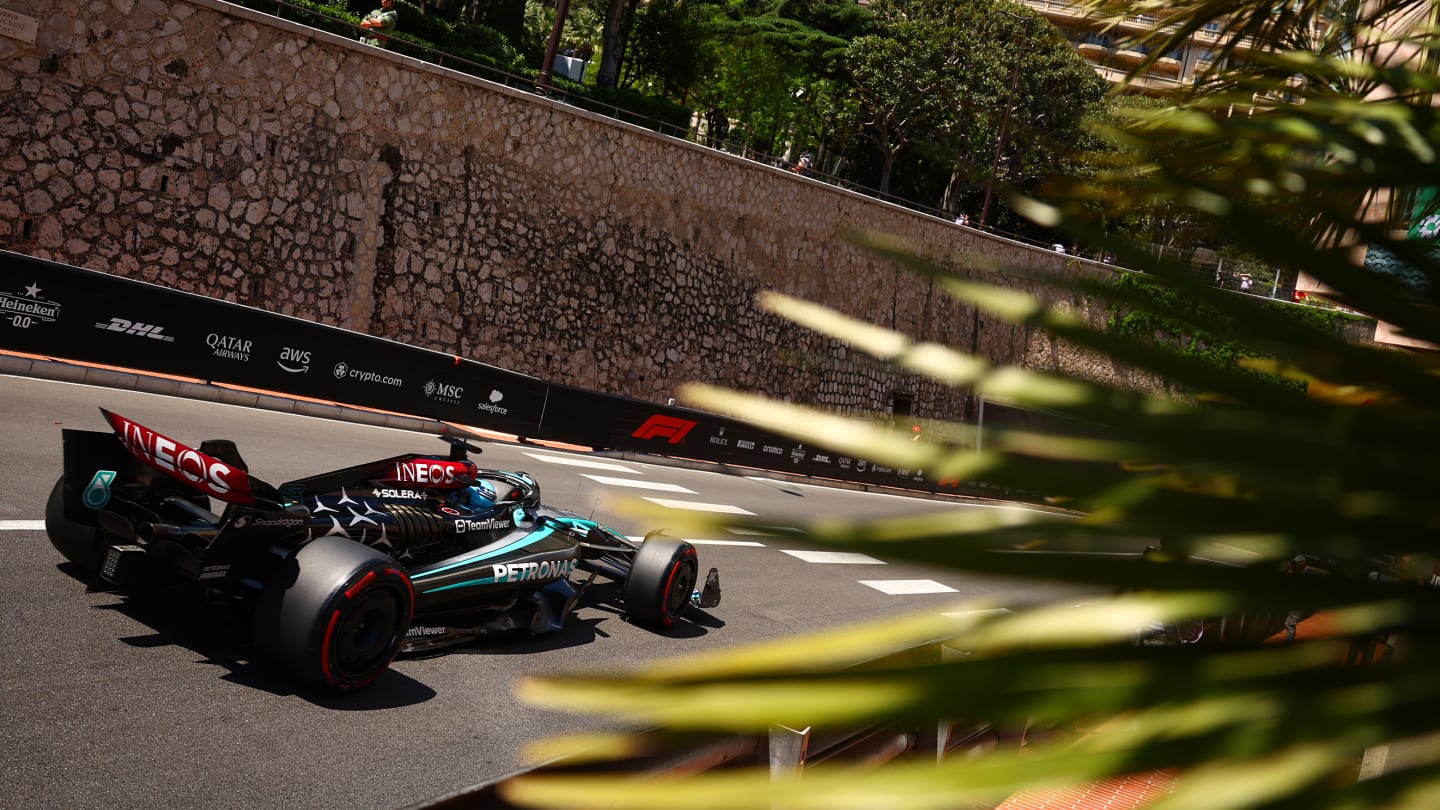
631;415;696;444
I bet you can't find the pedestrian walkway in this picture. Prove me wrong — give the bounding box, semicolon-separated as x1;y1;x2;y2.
995;769;1179;810
995;609;1353;810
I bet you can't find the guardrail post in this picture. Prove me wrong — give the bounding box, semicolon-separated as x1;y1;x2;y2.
768;724;811;778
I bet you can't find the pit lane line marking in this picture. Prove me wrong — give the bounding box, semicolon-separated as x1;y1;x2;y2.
0;521;44;530
581;474;696;493
643;497;756;515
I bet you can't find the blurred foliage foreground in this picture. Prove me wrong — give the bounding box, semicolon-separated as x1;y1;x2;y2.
500;2;1440;808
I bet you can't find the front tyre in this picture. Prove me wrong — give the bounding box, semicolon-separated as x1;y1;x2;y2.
45;476;104;571
254;536;414;691
623;534;698;629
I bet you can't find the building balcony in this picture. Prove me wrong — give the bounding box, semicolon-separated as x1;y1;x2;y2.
1152;55;1182;75
1019;0;1088;23
1077;42;1110;60
1113;47;1148;64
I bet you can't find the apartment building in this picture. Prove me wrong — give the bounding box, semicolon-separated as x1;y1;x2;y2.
1016;0;1261;95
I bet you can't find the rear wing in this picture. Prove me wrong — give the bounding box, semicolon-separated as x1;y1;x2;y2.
97;409;282;508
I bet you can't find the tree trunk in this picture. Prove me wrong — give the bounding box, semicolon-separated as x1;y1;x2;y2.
596;0;637;89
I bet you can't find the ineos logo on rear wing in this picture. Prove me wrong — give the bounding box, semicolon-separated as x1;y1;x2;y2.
100;408;264;506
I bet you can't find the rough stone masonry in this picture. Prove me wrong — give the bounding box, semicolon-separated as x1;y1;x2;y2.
0;0;1136;430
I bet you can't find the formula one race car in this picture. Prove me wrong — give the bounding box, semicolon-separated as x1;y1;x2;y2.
46;409;721;691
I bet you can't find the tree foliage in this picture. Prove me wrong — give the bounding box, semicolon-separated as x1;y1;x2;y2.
501;1;1440;808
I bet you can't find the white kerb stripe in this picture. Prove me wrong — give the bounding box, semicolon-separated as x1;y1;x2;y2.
581;474;695;493
781;550;886;565
859;580;958;595
643;498;756;515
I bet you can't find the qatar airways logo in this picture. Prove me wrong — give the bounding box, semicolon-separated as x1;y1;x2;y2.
104;411;252;503
206;333;252;362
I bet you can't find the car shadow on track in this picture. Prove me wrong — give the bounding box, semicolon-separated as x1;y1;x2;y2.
434;580;725;657
69;562;438;708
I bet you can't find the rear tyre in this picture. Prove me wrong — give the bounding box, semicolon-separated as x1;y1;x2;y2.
254;536;414;691
623;535;698;629
45;476;105;571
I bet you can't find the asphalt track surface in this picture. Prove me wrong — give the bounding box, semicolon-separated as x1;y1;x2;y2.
0;373;1121;809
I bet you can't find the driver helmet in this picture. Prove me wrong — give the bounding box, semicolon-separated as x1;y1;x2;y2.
453;481;496;511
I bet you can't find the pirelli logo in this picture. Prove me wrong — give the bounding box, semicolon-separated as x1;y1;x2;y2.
631;415;696;444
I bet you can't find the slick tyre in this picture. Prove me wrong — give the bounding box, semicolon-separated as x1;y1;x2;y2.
623;535;698;629
45;476;104;571
254;536;414;692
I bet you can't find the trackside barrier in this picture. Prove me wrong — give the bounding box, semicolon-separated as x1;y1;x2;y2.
0;250;1046;501
404;633;1016;810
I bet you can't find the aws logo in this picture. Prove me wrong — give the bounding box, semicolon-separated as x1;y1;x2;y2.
277;347;311;373
631;415;696;445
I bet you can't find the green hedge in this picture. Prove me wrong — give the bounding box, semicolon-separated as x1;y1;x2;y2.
1106;272;1368;392
226;1;691;137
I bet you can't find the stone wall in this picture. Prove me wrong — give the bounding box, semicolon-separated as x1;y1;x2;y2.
0;0;1140;426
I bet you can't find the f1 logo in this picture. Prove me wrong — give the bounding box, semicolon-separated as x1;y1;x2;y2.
631;415;697;444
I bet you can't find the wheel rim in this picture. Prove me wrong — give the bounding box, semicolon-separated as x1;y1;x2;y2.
662;561;697;620
329;587;403;679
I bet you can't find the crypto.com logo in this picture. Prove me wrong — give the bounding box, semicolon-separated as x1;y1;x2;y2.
631;415;697;445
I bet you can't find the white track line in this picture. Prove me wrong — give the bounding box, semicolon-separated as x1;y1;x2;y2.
521;453;639;473
643;498;756;515
581;474;695;493
859;579;958;595
781;550;886;565
0;520;44;531
628;536;767;547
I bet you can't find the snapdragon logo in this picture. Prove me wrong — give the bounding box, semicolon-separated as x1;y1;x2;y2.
332;361;402;387
475;389;509;416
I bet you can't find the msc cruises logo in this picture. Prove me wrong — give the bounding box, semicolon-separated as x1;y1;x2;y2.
424;379;464;406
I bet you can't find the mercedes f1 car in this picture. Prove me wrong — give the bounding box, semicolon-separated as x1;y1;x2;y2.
46;409;721;691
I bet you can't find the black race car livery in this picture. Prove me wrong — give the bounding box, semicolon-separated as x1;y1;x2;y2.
47;409;720;691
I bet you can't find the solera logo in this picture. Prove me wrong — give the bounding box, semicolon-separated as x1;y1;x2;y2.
631;415;697;444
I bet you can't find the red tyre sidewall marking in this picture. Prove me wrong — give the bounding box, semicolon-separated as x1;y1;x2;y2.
323;568;414;687
321;607;343;686
657;548;698;628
